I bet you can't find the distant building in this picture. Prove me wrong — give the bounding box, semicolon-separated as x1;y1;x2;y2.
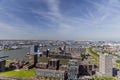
66;47;87;54
61;44;66;51
30;45;39;54
99;53;112;76
46;49;49;57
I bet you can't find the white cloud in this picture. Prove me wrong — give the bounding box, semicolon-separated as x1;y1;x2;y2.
1;0;120;40
0;23;15;30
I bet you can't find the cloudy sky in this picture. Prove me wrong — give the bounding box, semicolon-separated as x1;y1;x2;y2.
0;0;120;40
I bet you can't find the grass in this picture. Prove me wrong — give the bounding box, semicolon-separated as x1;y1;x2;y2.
88;48;99;62
102;50;120;58
39;57;69;65
116;60;120;63
94;76;118;80
60;59;69;65
116;63;120;68
116;60;120;68
0;68;35;79
39;57;51;63
6;60;13;67
90;58;98;64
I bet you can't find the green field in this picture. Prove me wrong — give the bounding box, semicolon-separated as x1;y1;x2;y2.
60;59;69;65
39;57;69;65
94;76;118;80
6;60;13;67
88;48;99;62
0;68;35;79
39;57;51;63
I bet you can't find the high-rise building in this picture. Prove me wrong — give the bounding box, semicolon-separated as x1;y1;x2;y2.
99;53;112;76
67;60;79;80
46;49;49;57
30;45;39;54
28;54;38;65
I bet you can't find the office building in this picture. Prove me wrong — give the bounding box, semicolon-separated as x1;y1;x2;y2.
99;53;112;76
28;54;38;65
30;45;39;54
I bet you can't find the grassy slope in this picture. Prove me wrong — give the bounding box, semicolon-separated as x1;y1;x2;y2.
0;68;35;78
94;76;118;80
88;48;99;61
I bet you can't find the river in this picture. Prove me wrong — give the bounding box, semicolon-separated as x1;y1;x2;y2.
0;48;30;61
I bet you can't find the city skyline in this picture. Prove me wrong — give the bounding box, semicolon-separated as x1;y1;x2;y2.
0;0;120;40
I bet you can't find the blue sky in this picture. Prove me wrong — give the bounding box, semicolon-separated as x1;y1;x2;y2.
0;0;120;40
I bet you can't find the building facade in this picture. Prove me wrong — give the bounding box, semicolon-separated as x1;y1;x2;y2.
36;69;68;80
99;53;112;76
0;60;6;72
48;59;60;70
30;45;39;54
67;60;79;80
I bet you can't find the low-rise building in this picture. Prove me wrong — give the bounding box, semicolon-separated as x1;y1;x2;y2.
36;62;48;69
48;59;60;70
59;65;68;71
36;69;68;80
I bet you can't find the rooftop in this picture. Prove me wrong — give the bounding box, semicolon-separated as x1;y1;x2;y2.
36;69;65;73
